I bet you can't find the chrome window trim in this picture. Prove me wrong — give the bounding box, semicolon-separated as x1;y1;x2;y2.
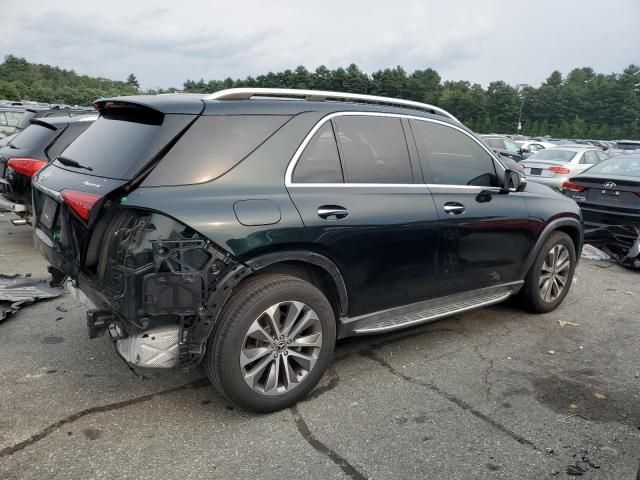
285;111;505;188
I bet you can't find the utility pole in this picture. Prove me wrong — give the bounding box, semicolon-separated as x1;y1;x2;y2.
516;83;528;135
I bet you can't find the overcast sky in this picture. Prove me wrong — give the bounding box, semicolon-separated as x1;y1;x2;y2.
2;0;639;90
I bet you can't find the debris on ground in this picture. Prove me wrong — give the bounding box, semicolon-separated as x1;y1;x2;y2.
566;449;602;476
558;320;580;327
583;225;640;270
594;392;607;399
581;243;611;261
0;274;63;322
548;350;556;355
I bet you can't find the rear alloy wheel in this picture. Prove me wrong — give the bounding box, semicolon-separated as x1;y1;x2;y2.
520;231;576;313
241;300;323;396
205;274;335;412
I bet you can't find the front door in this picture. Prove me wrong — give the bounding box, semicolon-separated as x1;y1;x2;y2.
409;119;534;294
287;114;440;317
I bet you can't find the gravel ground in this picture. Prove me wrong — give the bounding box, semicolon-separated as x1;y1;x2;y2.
0;213;639;479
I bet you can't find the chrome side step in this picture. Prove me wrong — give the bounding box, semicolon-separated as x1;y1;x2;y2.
338;282;522;337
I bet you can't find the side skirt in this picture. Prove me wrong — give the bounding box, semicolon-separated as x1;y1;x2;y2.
337;282;523;338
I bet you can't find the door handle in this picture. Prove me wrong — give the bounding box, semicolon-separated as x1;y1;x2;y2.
443;202;465;215
318;205;349;220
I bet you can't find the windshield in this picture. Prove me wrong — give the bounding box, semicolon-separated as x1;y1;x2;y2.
528;149;577;162
503;138;520;153
8;124;58;149
614;142;640;151
585;156;640;177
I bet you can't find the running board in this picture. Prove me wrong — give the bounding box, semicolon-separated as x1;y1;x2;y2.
338;282;522;337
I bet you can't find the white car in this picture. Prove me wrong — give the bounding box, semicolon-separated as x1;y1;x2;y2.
520;146;609;190
515;140;557;153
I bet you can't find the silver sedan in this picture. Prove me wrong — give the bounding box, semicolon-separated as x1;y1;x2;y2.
520;146;609;190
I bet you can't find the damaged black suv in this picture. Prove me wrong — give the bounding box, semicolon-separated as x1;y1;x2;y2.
32;89;583;412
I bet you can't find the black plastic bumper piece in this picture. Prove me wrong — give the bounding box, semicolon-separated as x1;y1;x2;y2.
87;309;113;339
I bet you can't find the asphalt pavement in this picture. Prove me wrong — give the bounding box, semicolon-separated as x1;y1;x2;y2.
0;213;639;479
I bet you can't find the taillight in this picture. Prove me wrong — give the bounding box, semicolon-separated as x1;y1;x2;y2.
7;157;48;177
61;189;103;223
562;181;586;192
548;166;571;174
520;163;528;169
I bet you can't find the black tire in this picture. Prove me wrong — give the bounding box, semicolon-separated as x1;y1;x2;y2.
204;273;336;412
519;231;576;313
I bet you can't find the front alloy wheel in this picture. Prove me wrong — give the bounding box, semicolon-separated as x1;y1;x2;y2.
538;244;571;302
520;231;576;313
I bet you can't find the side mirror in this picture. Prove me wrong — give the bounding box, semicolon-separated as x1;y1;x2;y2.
503;169;523;192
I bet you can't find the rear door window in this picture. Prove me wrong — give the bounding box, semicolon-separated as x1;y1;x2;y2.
333;116;413;184
144;115;291;186
293;122;343;183
411;120;498;187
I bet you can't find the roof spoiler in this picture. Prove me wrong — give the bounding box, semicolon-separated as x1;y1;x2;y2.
93;100;164;126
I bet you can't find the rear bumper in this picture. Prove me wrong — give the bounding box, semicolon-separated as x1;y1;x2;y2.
0;194;28;213
525;175;566;190
579;205;640;230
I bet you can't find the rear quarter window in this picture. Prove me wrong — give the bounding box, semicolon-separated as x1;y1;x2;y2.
143;115;291;186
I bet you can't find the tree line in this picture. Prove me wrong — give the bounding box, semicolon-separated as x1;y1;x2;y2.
1;55;638;139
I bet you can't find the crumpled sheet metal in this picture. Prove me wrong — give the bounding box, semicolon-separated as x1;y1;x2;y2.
583;225;640;270
0;274;63;322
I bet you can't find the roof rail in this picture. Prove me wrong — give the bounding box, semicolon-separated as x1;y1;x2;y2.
204;88;460;123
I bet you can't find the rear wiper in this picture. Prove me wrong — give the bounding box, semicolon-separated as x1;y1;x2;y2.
56;156;93;171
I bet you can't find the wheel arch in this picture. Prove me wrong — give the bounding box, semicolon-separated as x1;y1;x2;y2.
520;217;583;279
243;250;349;319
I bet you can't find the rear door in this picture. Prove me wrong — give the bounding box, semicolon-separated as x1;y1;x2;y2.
409;119;533;294
286;113;440;317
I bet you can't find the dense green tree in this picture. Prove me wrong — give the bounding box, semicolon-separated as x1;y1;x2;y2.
1;55;638;139
126;73;140;90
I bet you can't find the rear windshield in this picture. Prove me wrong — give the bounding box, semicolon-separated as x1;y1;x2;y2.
528;149;577;162
55;114;194;179
585;157;640;177
485;138;504;149
9;124;58;149
614;142;640;151
143;115;291;186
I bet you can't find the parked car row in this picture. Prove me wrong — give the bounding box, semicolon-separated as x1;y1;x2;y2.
0;88;585;412
0;102;94;139
0;114;97;223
